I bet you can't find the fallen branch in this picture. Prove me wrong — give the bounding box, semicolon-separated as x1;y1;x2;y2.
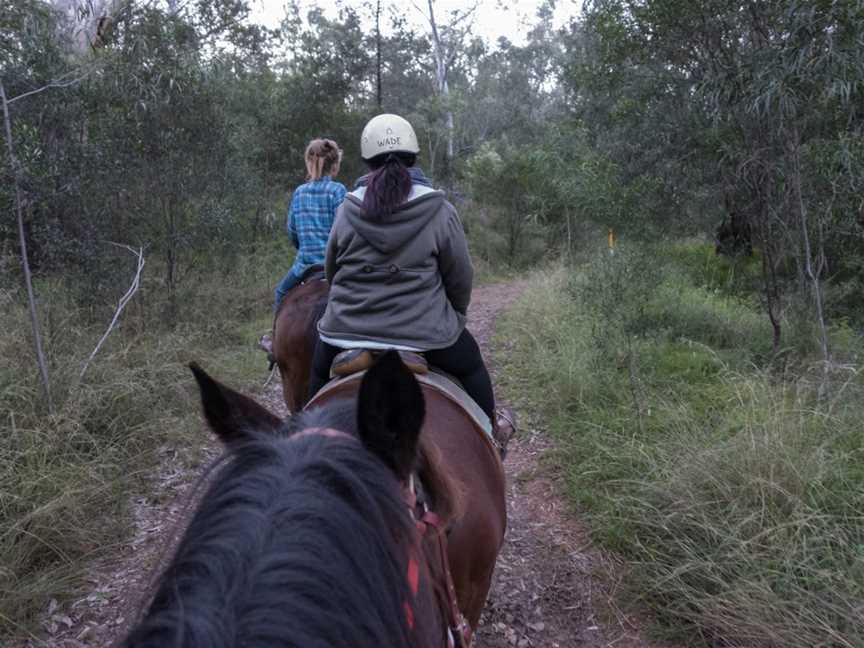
80;243;146;379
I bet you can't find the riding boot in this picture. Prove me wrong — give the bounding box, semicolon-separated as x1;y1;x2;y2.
492;406;516;460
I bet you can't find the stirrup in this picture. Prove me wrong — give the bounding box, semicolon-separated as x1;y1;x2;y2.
493;407;517;460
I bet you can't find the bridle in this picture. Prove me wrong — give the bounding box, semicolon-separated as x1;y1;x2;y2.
294;427;472;648
404;475;472;648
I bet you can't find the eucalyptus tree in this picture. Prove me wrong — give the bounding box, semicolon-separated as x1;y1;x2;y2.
568;0;864;352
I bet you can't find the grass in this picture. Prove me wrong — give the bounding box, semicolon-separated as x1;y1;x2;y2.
496;244;864;647
0;237;292;640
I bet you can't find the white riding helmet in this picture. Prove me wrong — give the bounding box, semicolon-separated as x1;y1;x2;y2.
360;114;420;160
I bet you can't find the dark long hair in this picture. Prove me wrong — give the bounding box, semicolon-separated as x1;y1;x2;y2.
362;152;417;220
123;403;440;648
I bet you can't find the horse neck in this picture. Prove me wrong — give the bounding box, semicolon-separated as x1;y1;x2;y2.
124;436;441;648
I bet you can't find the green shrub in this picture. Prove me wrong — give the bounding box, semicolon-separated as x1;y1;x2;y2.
497;264;864;647
663;241;761;298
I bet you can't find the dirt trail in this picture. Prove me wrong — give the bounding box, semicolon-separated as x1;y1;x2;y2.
465;284;656;648
29;281;658;648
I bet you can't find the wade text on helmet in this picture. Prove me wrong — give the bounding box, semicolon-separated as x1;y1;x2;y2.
361;113;420;160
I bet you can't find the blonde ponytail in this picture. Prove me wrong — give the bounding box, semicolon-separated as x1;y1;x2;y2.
305;139;342;181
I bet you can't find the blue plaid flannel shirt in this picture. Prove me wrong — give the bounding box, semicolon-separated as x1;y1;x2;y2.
287;176;347;278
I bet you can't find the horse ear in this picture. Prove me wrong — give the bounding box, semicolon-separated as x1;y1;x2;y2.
357;351;425;482
189;363;282;444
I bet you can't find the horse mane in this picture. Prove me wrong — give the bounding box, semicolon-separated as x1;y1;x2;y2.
123;404;439;648
416;435;465;525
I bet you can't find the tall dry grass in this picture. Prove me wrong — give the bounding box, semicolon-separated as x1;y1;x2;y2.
496;247;864;647
0;238;291;639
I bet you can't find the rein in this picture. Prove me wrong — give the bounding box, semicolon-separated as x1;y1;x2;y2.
404;477;472;648
295;427;471;648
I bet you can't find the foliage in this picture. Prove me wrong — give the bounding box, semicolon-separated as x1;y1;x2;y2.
0;235;291;639
497;252;864;647
464;143;561;265
564;0;864;346
4;0;864;641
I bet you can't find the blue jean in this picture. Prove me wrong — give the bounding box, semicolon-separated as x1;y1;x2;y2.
274;269;302;312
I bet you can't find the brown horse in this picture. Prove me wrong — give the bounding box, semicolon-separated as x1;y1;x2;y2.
125;355;461;647
273;280;507;634
272;273;328;412
306;356;507;636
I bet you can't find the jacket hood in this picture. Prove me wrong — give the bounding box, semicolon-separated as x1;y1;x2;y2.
342;189;446;254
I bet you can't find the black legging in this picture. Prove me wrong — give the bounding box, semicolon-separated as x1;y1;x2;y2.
308;328;495;421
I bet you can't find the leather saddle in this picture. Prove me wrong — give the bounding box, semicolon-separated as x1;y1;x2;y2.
330;348;428;378
319;349;495;445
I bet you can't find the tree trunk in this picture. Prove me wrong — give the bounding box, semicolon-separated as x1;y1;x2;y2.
1;80;54;413
426;0;454;175
162;196;178;322
790;127;830;366
760;233;783;355
376;0;383;109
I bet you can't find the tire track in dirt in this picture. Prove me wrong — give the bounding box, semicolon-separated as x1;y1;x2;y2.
28;281;661;648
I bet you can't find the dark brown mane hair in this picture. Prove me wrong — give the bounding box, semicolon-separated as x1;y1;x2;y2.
416;435;465;525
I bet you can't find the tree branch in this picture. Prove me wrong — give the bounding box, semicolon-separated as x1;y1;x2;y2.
446;1;480;30
407;0;434;29
80;244;146;380
8;70;93;105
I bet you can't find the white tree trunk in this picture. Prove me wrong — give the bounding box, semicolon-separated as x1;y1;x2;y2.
1;80;54;413
426;0;454;168
790;128;830;368
52;0;118;53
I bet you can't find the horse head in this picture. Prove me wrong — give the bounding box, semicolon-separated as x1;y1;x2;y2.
190;350;425;482
124;352;449;648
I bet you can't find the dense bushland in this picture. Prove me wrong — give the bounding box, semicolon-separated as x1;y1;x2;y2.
0;1;566;638
497;244;864;647
565;0;864;346
3;0;863;643
0;240;289;635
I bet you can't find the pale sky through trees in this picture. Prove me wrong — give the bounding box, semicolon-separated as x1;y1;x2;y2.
250;0;583;46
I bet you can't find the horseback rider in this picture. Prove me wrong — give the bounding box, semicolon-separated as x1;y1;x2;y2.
273;138;346;313
261;139;345;362
309;114;513;443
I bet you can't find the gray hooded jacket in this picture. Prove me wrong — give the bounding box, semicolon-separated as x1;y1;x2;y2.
318;184;473;350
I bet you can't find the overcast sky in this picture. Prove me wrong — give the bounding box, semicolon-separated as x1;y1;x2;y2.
249;0;583;46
